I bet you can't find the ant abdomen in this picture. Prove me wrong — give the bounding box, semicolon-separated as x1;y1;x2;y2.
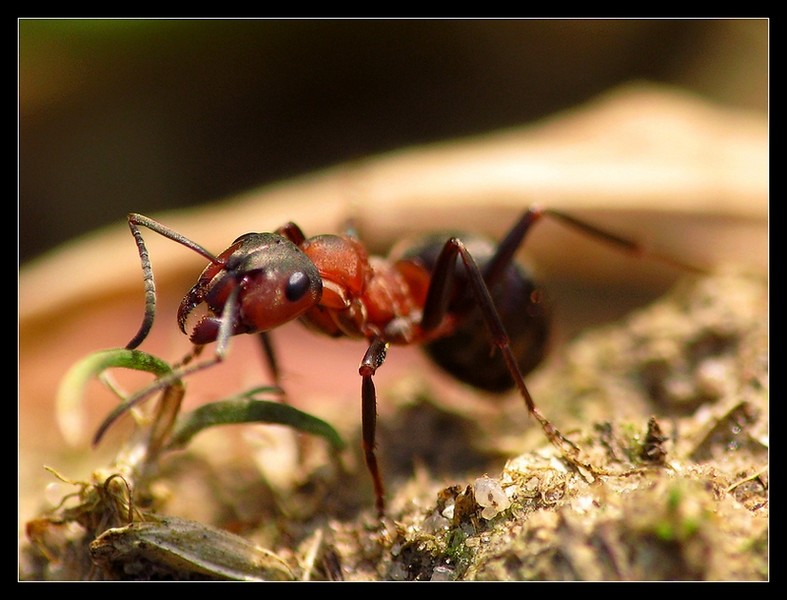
394;232;551;392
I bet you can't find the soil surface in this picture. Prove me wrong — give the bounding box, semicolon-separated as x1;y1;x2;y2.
21;267;768;581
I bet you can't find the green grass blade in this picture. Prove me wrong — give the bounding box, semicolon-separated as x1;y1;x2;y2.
169;388;345;451
56;348;179;445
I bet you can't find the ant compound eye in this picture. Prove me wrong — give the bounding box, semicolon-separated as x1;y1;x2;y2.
285;271;312;302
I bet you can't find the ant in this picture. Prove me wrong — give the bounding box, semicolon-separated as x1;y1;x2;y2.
93;207;702;516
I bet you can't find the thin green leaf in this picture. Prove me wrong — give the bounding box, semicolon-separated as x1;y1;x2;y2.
169;388;345;451
56;348;181;445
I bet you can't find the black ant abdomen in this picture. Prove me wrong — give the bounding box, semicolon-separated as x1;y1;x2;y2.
395;232;550;392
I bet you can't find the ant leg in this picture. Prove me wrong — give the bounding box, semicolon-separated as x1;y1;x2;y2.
275;222;307;245
541;208;704;271
484;206;704;288
92;285;242;447
257;332;280;385
180;345;205;369
358;337;390;516
422;237;591;469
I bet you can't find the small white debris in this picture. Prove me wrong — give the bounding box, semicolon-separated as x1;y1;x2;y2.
473;476;510;520
572;494;596;513
422;511;450;533
441;503;455;521
430;565;455;581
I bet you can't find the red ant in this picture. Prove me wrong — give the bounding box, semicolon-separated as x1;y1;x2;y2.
94;207;701;516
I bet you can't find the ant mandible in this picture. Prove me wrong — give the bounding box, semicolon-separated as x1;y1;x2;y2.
94;206;701;516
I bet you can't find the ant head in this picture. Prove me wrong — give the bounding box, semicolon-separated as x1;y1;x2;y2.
178;233;323;342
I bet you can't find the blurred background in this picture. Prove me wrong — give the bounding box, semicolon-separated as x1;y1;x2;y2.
19;19;767;266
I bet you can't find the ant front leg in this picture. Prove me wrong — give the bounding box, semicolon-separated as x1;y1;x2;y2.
257;331;281;385
358;337;390;517
92;285;242;447
421;235;592;472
